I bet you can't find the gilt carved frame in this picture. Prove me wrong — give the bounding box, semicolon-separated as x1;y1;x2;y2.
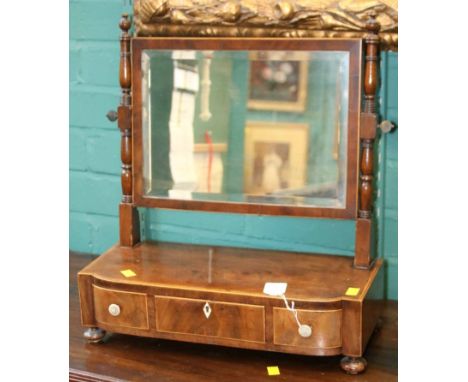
134;0;398;51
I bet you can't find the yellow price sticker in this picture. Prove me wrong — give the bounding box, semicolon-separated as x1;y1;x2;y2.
345;287;360;296
267;366;280;376
120;269;136;278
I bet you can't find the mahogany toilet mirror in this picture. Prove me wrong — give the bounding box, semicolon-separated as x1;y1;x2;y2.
78;5;396;375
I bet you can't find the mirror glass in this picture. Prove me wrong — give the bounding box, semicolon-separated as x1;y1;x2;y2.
141;49;350;208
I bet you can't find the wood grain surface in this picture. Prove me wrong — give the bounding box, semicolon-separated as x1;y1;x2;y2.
273;308;342;349
93;285;149;330
79;241;380;302
155;296;265;343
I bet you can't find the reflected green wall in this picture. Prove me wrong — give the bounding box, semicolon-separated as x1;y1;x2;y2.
69;1;398;299
149;54;173;189
225;54;250;193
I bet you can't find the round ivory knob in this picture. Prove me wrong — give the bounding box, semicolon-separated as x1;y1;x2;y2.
379;120;395;134
108;303;121;317
298;324;312;338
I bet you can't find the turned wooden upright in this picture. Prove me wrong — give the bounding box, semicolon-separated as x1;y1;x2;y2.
354;13;380;269
118;14;140;247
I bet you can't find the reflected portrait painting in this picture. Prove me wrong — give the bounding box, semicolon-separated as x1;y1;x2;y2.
251;142;290;194
244;122;309;195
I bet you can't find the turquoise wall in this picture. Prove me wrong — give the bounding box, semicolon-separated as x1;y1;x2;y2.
69;0;398;299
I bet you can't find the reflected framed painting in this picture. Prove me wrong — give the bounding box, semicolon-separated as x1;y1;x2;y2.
247;51;308;112
244;121;309;194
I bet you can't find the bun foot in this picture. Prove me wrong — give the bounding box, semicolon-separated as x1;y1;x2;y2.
340;356;367;374
84;327;106;344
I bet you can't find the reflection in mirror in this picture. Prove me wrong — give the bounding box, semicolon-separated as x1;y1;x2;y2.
141;50;349;208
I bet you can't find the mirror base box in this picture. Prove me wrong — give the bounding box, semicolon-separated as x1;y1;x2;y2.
78;242;383;364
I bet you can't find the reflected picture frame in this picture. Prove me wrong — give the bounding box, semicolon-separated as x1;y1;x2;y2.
247;51;309;112
244;121;309;194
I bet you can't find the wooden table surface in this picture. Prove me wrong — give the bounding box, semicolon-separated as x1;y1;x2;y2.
70;252;398;382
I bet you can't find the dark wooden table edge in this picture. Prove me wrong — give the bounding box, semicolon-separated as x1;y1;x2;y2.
70;368;125;382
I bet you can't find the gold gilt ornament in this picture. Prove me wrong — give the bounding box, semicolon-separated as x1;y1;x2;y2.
134;0;398;50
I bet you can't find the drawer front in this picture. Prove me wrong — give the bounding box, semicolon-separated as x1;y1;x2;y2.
155;296;265;343
93;285;149;330
273;308;342;348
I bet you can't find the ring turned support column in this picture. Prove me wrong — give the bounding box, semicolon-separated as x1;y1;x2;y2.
354;12;380;269
118;14;140;247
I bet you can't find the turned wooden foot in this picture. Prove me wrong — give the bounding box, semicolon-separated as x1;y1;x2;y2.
340;356;367;374
83;327;106;344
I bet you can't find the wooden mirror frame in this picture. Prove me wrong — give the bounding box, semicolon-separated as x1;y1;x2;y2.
131;38;361;219
117;14;381;268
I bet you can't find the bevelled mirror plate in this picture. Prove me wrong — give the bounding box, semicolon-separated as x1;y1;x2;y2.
141;49;350;208
132;38;361;218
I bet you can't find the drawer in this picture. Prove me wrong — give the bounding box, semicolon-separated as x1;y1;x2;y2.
93;285;149;330
155;296;265;343
273;308;342;348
